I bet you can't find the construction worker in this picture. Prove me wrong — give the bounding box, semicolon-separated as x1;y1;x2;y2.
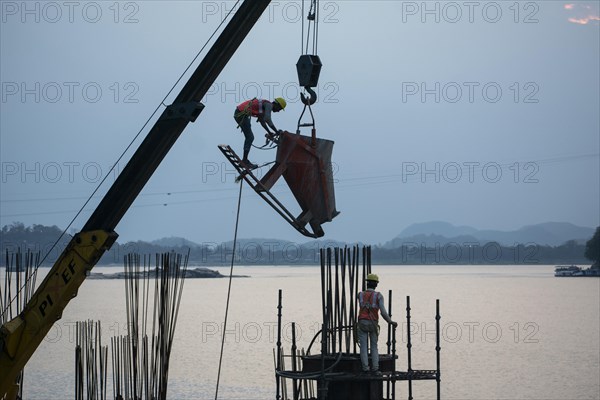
357;273;398;375
234;97;286;169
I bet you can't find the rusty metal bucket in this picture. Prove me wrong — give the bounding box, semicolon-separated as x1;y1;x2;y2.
260;131;339;237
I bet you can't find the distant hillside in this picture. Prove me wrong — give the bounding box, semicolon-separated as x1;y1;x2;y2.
397;221;478;238
151;236;202;248
385;221;594;247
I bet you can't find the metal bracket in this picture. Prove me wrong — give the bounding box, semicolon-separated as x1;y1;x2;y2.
162;101;205;122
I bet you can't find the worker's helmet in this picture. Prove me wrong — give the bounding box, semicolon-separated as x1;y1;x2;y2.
366;273;379;283
274;97;287;110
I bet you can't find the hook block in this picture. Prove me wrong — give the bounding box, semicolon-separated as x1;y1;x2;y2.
297;54;323;88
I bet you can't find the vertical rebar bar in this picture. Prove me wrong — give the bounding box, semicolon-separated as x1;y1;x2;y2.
361;247;366;292
319;322;327;400
436;299;441;400
291;322;299;400
407;296;413;400
332;250;339;354
386;290;396;399
348;247;354;353
320;248;327;354
385;290;392;354
75;322;82;400
276;289;283;400
367;246;372;275
391;290;397;400
353;246;359;354
326;250;333;354
281;348;288;400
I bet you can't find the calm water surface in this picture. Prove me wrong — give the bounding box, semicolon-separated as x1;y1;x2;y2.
9;265;600;399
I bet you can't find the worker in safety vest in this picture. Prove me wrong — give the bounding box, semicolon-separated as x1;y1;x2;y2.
234;97;286;169
357;273;397;375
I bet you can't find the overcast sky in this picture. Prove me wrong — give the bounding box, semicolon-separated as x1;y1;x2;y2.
1;0;599;246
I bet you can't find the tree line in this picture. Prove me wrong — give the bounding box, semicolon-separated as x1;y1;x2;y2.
1;222;598;266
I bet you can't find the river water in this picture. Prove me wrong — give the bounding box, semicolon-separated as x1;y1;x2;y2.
10;265;600;399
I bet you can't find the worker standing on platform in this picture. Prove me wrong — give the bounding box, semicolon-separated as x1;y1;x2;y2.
233;97;286;169
357;274;398;375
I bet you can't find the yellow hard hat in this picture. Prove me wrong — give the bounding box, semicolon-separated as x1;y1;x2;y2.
274;97;286;110
366;273;379;283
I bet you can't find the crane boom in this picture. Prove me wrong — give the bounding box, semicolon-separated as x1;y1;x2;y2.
0;1;272;396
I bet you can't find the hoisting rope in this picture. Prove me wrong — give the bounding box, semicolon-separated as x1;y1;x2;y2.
297;0;321;131
302;0;319;55
214;179;244;400
0;0;243;320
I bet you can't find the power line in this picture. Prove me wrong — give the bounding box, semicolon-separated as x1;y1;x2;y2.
1;152;598;218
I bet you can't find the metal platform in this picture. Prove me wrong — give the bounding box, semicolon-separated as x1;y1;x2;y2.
273;246;442;400
299;354;437;381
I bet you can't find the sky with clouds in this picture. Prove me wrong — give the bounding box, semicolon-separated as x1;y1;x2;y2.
1;0;599;246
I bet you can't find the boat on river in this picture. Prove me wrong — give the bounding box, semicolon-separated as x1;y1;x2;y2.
555;264;600;277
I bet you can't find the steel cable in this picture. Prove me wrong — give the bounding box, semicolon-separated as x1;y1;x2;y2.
214;178;244;400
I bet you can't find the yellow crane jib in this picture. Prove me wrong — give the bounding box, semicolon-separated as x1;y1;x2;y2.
0;230;117;396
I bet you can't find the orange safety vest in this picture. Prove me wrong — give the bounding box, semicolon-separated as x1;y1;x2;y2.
358;290;380;321
236;98;266;117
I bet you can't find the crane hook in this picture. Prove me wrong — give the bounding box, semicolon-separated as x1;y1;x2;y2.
301;87;318;106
